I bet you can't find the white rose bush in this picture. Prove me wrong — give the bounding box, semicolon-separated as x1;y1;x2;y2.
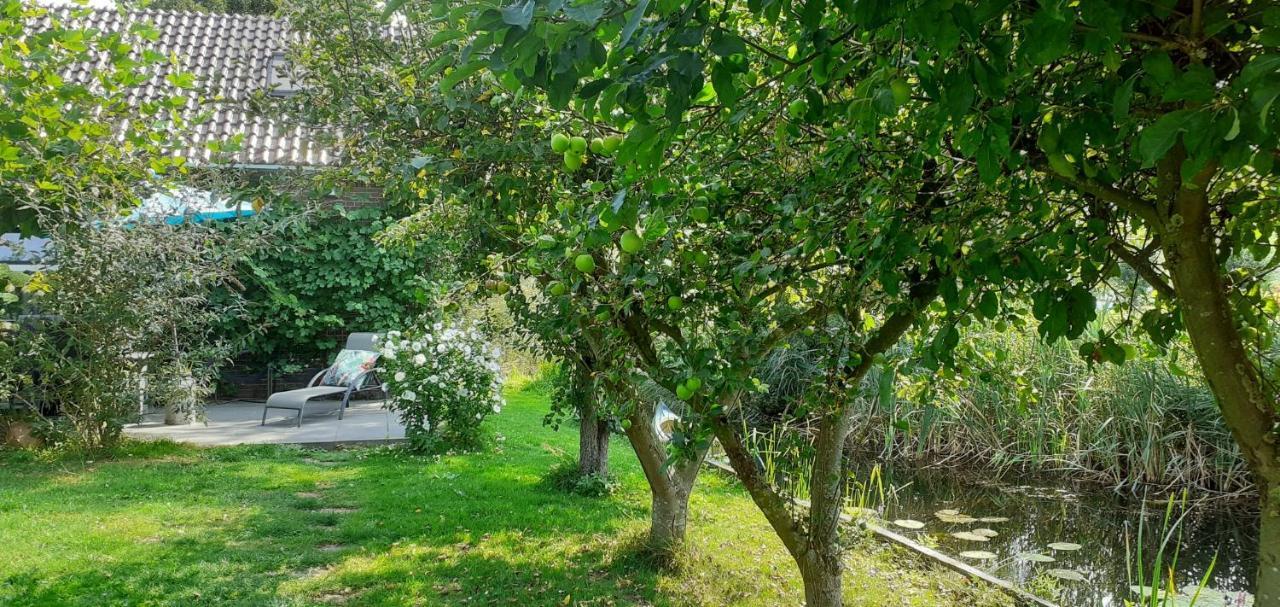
376;320;505;452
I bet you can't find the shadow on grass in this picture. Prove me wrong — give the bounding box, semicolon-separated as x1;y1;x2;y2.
0;433;678;606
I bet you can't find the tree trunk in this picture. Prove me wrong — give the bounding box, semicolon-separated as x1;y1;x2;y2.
649;484;691;551
622;400;705;555
577;396;610;477
1156;153;1279;600
1259;479;1280;606
799;551;844;607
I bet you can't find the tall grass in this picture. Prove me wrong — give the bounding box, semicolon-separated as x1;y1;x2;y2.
862;322;1249;494
1126;490;1218;606
743;320;1249;496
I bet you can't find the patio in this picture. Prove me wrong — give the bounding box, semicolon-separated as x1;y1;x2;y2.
124;398;404;447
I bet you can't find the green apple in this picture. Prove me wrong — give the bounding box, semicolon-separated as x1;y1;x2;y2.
563;151;583;171
889;78;911;106
575;253;596;273
685;376;702;391
547;281;567;296
1047;153;1076;177
787;98;808;120
667;295;683;310
601;134;622;154
569;136;587;153
589;137;605;154
620;230;644;254
550;133;570;153
675;385;693;400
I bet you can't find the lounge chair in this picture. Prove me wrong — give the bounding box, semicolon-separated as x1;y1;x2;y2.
261;332;382;427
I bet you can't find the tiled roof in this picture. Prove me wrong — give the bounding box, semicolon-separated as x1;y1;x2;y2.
39;4;331;167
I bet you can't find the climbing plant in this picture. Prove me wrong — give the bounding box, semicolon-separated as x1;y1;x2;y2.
221;203;443;369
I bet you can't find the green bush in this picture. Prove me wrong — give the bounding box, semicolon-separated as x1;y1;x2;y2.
542;458;619;498
220;204;443;370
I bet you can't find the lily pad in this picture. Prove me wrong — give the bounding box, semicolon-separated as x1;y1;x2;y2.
1047;568;1086;582
950;531;990;542
936;513;978;524
978;516;1010;523
971;528;999;538
1129;585;1255;607
934;509;960;517
959;550;998;560
1017;552;1056;563
1047;542;1082;551
892;519;925;530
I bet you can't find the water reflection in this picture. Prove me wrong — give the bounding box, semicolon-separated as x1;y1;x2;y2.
853;464;1258;606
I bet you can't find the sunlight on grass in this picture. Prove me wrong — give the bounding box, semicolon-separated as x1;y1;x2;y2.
0;385;1013;606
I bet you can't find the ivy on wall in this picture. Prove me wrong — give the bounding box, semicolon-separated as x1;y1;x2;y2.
219;203;441;370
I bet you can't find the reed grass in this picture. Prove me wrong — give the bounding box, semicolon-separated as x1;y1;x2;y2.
744;319;1249;496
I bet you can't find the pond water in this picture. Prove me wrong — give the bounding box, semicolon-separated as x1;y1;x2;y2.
850;464;1258;606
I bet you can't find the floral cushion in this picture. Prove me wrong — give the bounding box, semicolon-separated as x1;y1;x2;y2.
320;349;379;388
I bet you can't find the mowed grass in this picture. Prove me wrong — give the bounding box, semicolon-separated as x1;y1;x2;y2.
0;386;1012;606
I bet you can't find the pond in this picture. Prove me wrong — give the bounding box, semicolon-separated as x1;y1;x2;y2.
849;464;1258;606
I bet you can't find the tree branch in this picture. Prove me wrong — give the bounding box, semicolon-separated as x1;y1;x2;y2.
1107;240;1176;298
1049;170;1162;226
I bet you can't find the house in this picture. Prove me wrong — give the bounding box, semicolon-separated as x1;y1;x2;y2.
14;4;397;397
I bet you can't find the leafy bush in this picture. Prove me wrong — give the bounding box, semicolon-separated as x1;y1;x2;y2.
23;216;249;451
542;457;619;498
221;204;442;371
377;320;505;453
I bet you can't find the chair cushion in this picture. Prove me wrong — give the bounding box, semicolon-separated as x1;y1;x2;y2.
319;349;379;388
266;386;349;407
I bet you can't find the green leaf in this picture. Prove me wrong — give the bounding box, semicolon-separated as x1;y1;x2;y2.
563;2;605;24
711;63;740;107
440;61;487;93
381;0;407;20
1224;108;1241;141
619;0;650;48
1112;78;1134;121
709;30;747;57
1136;110;1191;168
501;0;535;29
1238;53;1280;87
801;0;826;29
427;30;467;48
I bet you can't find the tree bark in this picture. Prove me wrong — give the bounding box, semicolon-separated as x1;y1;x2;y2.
578;402;610;477
1259;478;1280;606
1154;151;1280;600
623;400;705;555
798;550;844;607
649;482;691;551
572;362;610;477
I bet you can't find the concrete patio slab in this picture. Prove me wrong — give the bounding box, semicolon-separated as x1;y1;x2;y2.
124;399;405;447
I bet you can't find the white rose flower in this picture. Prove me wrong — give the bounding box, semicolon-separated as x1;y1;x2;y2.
401;390;417;402
394;371;406;382
413;353;427;366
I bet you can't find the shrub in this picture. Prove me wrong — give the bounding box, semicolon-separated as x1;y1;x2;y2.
219;204;443;371
24;215;250;451
542;457;619;498
377;320;504;453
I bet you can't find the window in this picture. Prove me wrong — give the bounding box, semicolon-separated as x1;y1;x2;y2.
266;51;302;97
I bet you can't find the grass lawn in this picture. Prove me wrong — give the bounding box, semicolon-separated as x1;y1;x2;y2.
0;385;1013;606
